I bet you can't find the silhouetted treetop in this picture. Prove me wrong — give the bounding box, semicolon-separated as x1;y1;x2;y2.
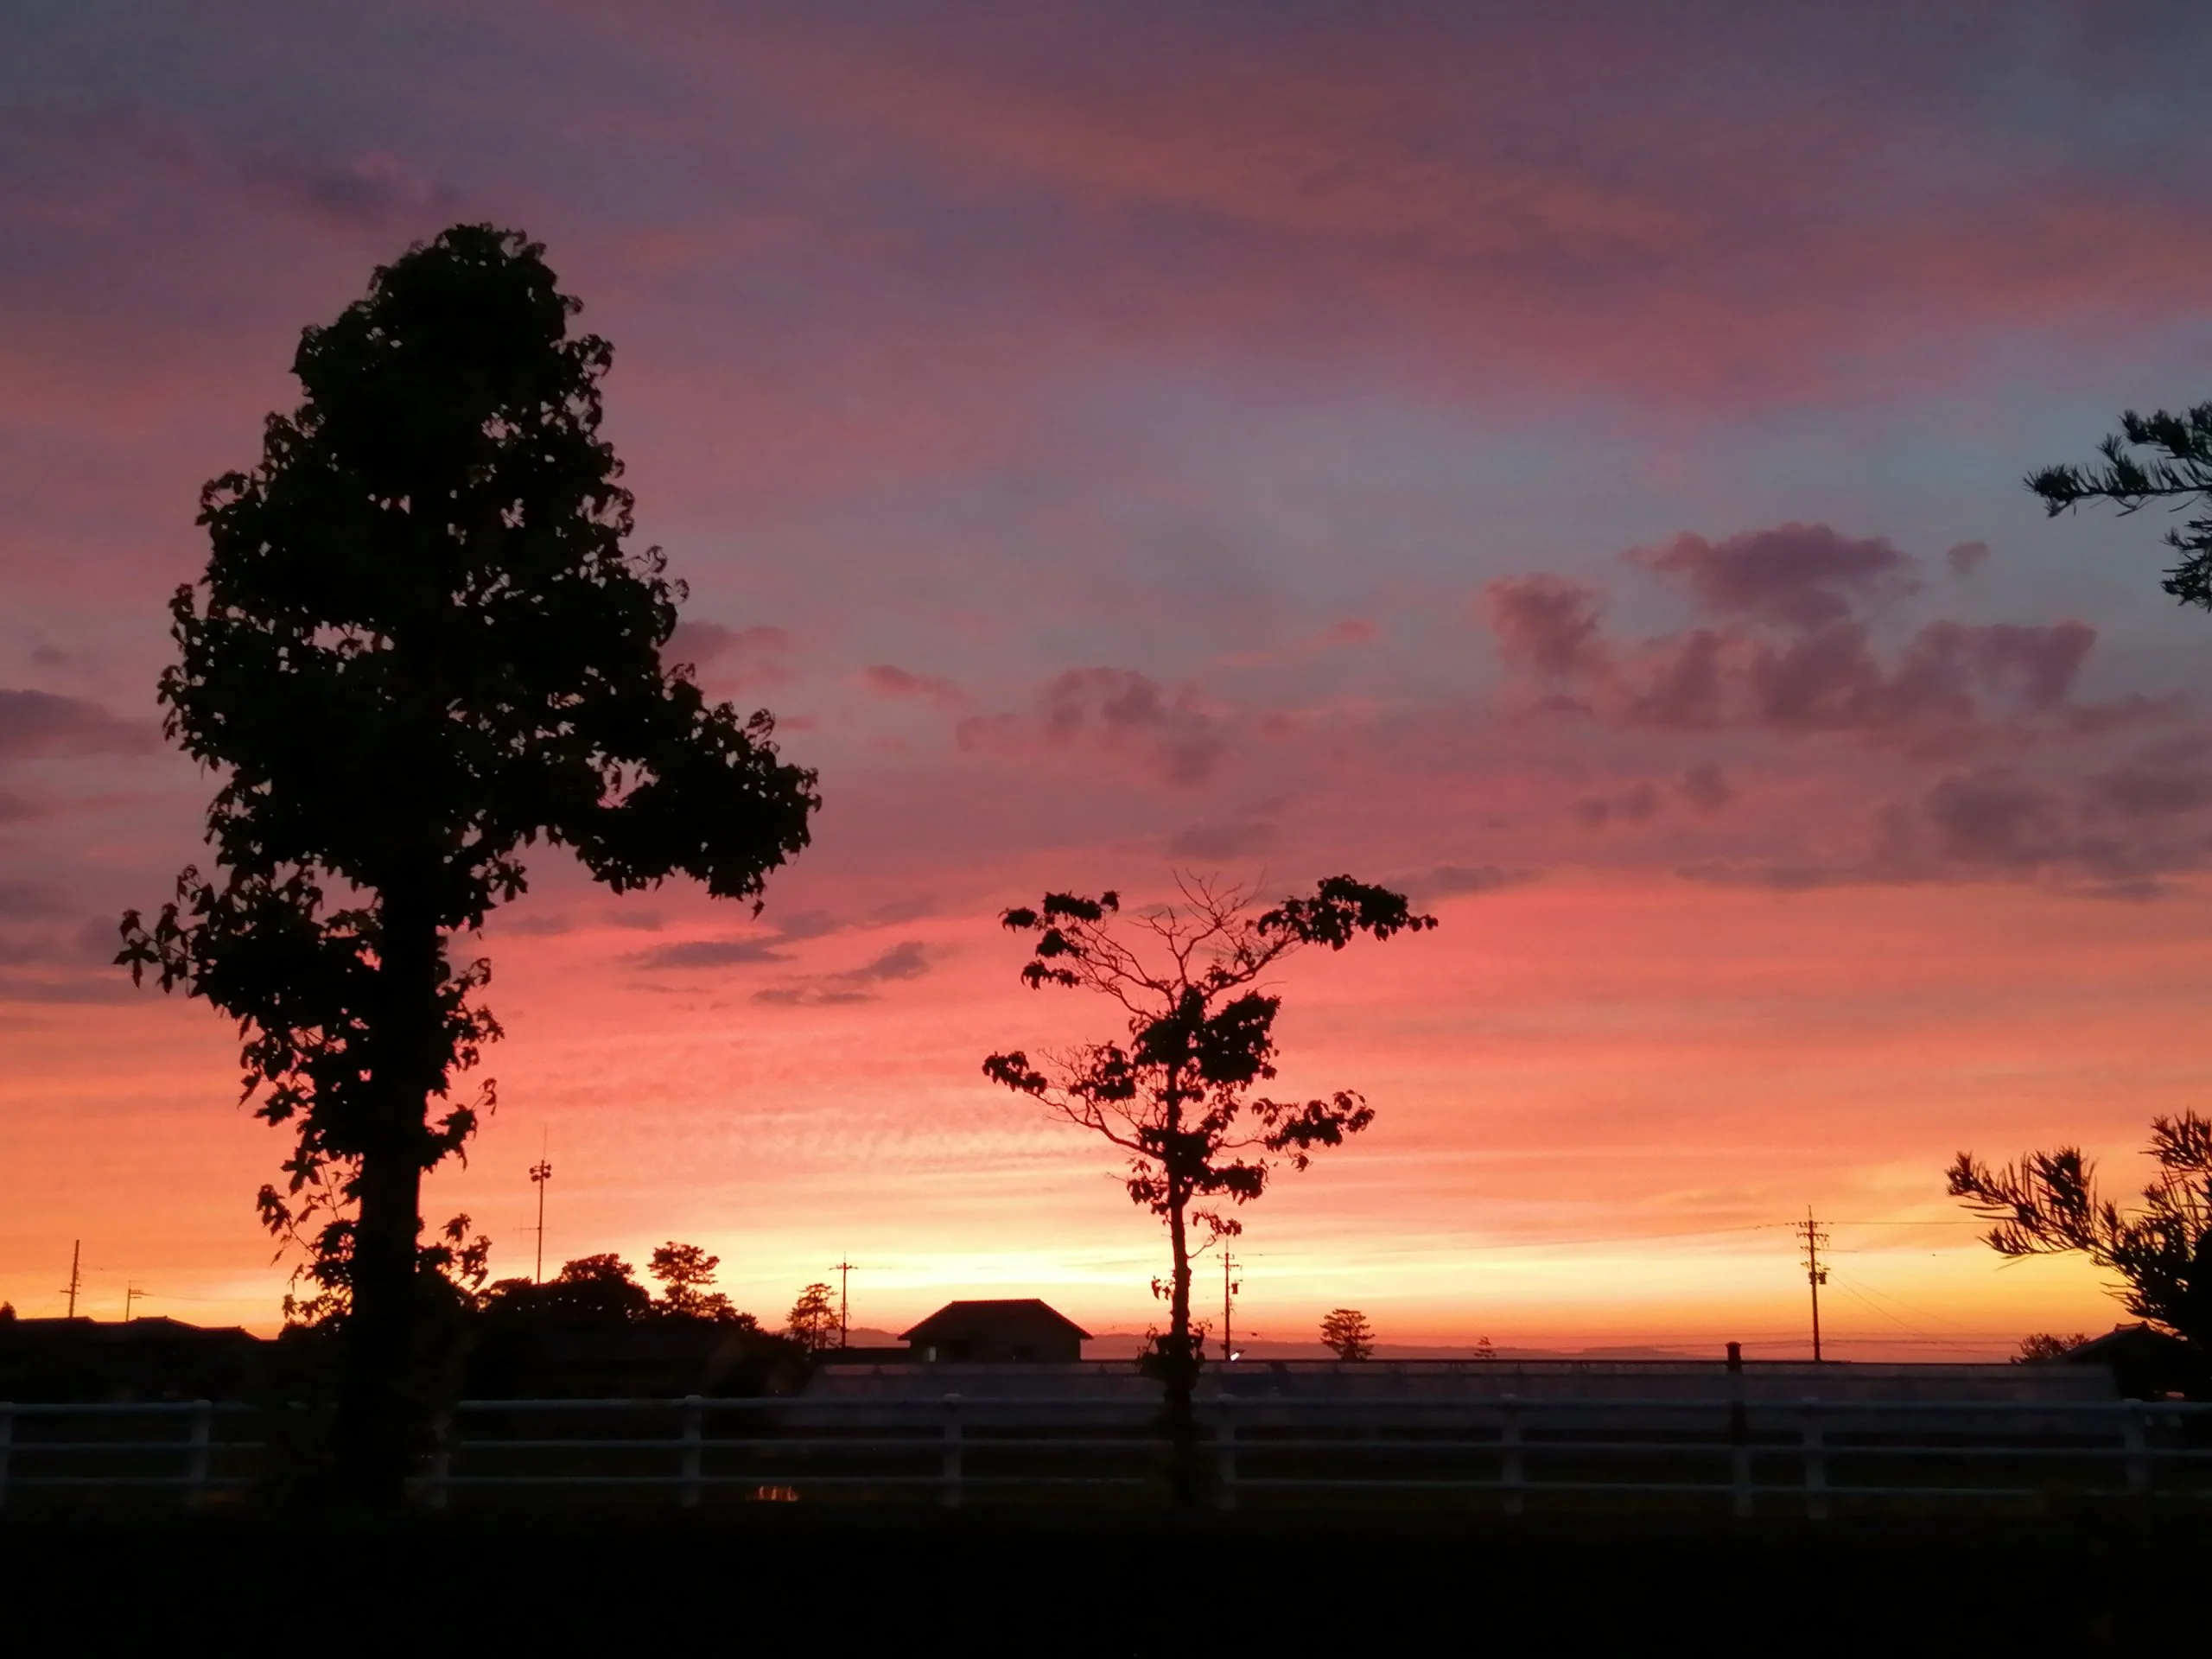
162;222;817;921
2015;1332;2091;1363
480;1249;765;1330
786;1281;839;1351
2030;403;2212;608
1319;1307;1375;1362
482;1253;655;1326
1948;1111;2212;1353
649;1241;738;1322
1001;876;1432;992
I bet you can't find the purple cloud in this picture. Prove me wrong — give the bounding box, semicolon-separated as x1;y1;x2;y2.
1637;524;1919;629
0;690;155;760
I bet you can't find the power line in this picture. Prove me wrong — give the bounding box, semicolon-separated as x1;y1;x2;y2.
1825;1267;1991;1340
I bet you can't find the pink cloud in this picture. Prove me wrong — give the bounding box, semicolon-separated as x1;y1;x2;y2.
664;622;797;691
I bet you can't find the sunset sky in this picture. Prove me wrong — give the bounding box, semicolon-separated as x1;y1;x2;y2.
7;2;2212;1357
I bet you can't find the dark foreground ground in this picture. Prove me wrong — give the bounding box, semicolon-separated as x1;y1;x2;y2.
3;1509;2200;1651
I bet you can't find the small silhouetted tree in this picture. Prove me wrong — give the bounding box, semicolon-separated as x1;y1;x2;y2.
2015;1332;2091;1363
786;1282;839;1351
984;874;1435;1504
650;1242;736;1321
1948;1112;2212;1354
2030;404;2212;607
117;226;818;1499
0;1302;16;1322
1319;1307;1375;1361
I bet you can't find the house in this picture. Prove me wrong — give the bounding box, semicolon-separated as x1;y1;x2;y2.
899;1300;1091;1363
0;1315;266;1403
2056;1323;2207;1400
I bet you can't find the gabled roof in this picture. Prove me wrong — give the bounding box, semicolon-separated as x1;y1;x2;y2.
900;1299;1093;1343
2064;1323;2189;1361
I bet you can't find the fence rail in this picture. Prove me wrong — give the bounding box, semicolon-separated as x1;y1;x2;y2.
3;1394;2206;1516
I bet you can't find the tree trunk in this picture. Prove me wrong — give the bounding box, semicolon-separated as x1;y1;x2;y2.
332;869;442;1503
1162;1176;1200;1510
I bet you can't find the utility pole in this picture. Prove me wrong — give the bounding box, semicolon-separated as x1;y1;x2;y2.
833;1257;855;1349
529;1154;554;1283
124;1282;143;1322
1799;1208;1830;1363
63;1239;80;1319
1220;1251;1241;1361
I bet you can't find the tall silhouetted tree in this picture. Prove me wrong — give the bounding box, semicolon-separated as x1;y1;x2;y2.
785;1282;838;1351
984;874;1435;1504
117;226;818;1500
1319;1307;1375;1361
649;1242;736;1321
2030;404;2212;607
1948;1112;2212;1357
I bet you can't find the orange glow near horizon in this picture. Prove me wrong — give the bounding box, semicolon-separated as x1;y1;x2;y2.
4;872;2191;1357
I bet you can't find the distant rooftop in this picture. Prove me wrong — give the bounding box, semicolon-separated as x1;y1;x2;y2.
900;1299;1093;1344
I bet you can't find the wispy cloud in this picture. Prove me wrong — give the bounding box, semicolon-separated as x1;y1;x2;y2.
753;940;937;1006
628;938;793;970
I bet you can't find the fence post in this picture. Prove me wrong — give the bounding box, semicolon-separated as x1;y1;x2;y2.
428;1410;452;1511
2122;1400;2149;1499
1728;1400;1753;1521
1215;1402;1237;1513
0;1403;11;1510
1499;1395;1523;1517
680;1395;704;1510
940;1395;963;1510
185;1401;213;1507
1799;1400;1827;1522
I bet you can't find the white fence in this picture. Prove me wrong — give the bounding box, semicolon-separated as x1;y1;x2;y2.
3;1394;2207;1516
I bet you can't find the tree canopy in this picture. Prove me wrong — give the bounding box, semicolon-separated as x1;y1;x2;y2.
480;1248;755;1327
2029;403;2212;607
118;224;818;1497
1948;1111;2212;1355
1319;1307;1375;1361
786;1282;839;1351
649;1242;737;1321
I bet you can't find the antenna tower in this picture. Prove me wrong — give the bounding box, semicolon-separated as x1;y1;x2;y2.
529;1154;554;1283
